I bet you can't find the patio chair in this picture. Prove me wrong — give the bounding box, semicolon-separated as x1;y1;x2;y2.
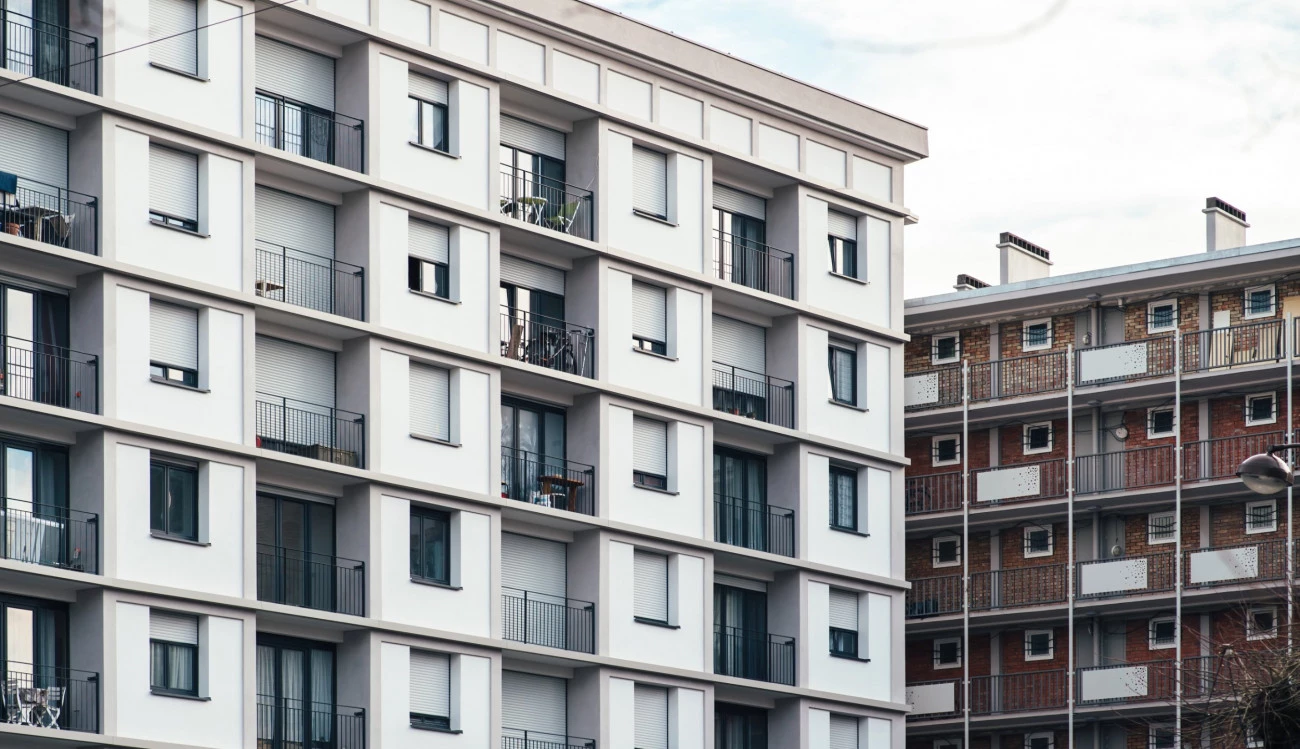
42;213;73;248
1;681;22;724
502;322;524;361
40;686;63;729
546;201;581;234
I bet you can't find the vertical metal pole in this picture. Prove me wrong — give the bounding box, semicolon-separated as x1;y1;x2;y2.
1288;314;1295;654
1066;345;1075;748
962;360;970;747
1174;331;1184;746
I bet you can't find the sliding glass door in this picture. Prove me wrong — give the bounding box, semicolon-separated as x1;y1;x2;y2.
256;495;336;612
0;438;67;566
256;636;336;749
713;448;766;551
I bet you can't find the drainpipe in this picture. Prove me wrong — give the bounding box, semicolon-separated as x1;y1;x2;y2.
1067;344;1076;748
961;360;971;748
1174;331;1184;746
1288;313;1294;654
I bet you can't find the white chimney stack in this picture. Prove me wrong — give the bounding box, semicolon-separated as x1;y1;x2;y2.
953;274;990;292
998;232;1052;285
1203;197;1248;253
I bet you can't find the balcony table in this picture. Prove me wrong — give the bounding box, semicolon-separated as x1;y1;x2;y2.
538;474;583;511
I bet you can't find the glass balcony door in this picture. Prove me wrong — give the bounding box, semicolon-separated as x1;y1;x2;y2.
1;439;67;567
713;448;767;551
257;495;336;612
501;398;567;503
2;0;70;85
1;284;69;404
713;208;768;290
714;584;768;680
257;636;336;749
715;703;767;749
500;144;566;225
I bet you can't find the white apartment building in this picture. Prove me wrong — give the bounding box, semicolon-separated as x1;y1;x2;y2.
0;0;926;747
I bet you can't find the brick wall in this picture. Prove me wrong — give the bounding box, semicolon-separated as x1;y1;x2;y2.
1122;613;1202;663
1208;391;1286;438
1120;402;1199;450
999;522;1067;571
1000;314;1076;360
904;325;990;374
905;632;991;682
1209;278;1300;326
906;531;991;580
1122;508;1198;558
998;418;1070;466
1122;293;1201;339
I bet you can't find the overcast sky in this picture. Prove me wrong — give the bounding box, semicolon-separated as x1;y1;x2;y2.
591;0;1300;298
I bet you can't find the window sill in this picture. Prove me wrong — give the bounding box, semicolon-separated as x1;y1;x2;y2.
634;617;679;629
1245;529;1279;536
827;398;868;412
631;346;676;361
1021;346;1052;353
410;576;462;590
151;530;210;547
1246;421;1278;428
408;141;458;159
150;376;209;393
931;359;960;367
410;433;460;447
150;688;210;701
633;482;679;496
1022;449;1053;457
149;219;208;238
829;652;871;663
827;271;868;285
410;722;461;734
830;526;870;538
409;288;460;305
632;210;676;227
149;61;208;81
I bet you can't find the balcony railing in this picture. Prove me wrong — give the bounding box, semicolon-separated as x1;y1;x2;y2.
256;695;365;749
905;678;962;719
1183;431;1284;483
905;471;962;515
0;177;97;255
970;458;1067;505
255;242;364;321
713;493;794;557
255;91;364;172
501;587;595;654
1183;538;1286;589
1183;654;1234;700
0;335;97;414
498;164;593;241
1;500;96;574
712;230;794;300
903;364;962;412
1075;551;1174;599
503;731;597;749
0;662;99;732
906;574;962;618
0;11;97;93
1183;318;1285;372
500;307;594;379
713;625;795;686
711;362;794;429
1074;335;1175;386
256;543;365;616
970;350;1068;401
1075;444;1175;495
970;669;1068;715
1076;660;1176;705
969;563;1066;611
501;447;594;516
255;393;365;468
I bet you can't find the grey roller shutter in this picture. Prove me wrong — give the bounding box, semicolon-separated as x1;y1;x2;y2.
500;255;565;295
255;186;335;259
149;144;198;223
712;183;766;220
409;362;450;441
409;650;450;718
633;684;669;749
501;115;565;160
632;282;666;343
409;220;449;264
502;671;566;737
829;715;858;749
150;300;198;370
150;610;199;644
409;72;448;106
632;416;667;477
632;549;668;621
828;210;858;240
501;533;566;598
150;0;197;74
0;112;67;190
255;36;335;111
632;146;667;217
255;336;335;407
711;315;765;376
829;589;858;631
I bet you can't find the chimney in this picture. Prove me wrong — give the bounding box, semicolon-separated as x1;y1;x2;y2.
1203;197;1248;252
997;232;1052;284
954;274;990;292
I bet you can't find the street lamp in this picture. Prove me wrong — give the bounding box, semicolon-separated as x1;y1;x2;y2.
1236;444;1300;495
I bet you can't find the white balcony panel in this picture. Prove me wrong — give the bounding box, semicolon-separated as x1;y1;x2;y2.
975;464;1040;502
1079;665;1149;702
904;372;938;407
905;682;956;715
1078;558;1148;596
1189;546;1258;584
1078;342;1148;383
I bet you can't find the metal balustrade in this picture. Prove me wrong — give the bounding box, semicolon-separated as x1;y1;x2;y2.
969;564;1067;611
713;493;794;557
712;230;794;299
502;731;597;749
255;242;364;321
256;695;365;749
712;625;795;685
255;393;365;468
969;350;1068;401
499;307;594;379
0;177;97;255
1183;431;1284;483
0;500;96;574
1183;319;1285;372
1183;538;1286;588
255;92;364;172
903;364;962;411
1074;335;1175;386
906;574;963;618
256;543;365;616
969;458;1067;505
1075;552;1174;599
905;471;962;515
501;588;595;654
1075;444;1175;495
1076;660;1176;705
905;678;962;719
0;662;99;732
0;10;97;93
498;165;593;241
0;335;97;413
970;669;1068;714
500;447;595;516
711;362;794;428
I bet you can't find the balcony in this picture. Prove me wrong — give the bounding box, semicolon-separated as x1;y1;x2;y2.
0;336;98;414
970;669;1068;715
256;695;365;749
905;471;961;516
970;350;1068;402
503;731;596;749
255;393;364;468
905;678;961;719
970;458;1067;505
905;574;962;618
0;12;97;94
712;230;794;299
255;92;364;172
255;241;364;321
500;308;594;379
1183;318;1284;372
1075;551;1173;599
2;501;97;574
501;588;595;654
256;543;364;616
713;625;795;686
1;662;99;733
713;494;795;557
1183;431;1284;483
498;164;593;241
1076;660;1175;706
969;563;1066;611
1184;538;1286;588
1075;444;1174;495
0;177;97;255
711;363;794;429
500;447;594;516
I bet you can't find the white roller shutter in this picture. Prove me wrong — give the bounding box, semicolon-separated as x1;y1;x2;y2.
0;112;67;190
829;715;858;749
409;362;450;441
500;255;565;295
150;610;199;644
409;71;448;106
632;282;667;343
632;146;667;218
829;590;858;631
255;36;335;111
501;115;565;160
713;183;766;220
255;186;335;258
632;416;667;477
150;300;198;370
150;0;197;74
712;315;766;376
502;671;566;737
149;144;198;223
501;533;566;598
409;651;450;718
255;335;335;407
632;549;668;622
409;220;449;264
633;684;669;749
828;210;858;241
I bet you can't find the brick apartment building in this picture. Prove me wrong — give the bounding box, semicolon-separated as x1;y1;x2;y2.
901;200;1299;749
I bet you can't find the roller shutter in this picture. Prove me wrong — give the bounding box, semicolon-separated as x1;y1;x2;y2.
829;589;858;631
409;71;448;106
149;144;198;223
633;684;669;749
255;186;335;258
409;220;449;264
711;315;765;376
631;282;666;343
829;715;858;749
500;255;564;295
501;115;565;160
713;183;766;220
502;671;566;737
254;335;335;407
255;36;335;111
828;210;858;240
632;549;668;622
0;112;67;190
632;416;667;478
409;650;450;719
150;0;197;75
632;146;667;218
149;300;198;370
150;610;199;644
501;533;566;598
409;362;450;441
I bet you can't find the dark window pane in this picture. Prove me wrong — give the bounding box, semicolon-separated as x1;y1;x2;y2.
150;463;167;532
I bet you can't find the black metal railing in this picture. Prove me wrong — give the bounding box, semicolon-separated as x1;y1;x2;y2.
713;494;794;557
0;500;96;574
1183;538;1287;588
0;177;97;255
1183;431;1284;483
969;350;1068;401
713;230;794;299
256;543;364;616
713;625;795;686
969;564;1067;611
906;575;962;618
499;307;594;379
256;242;364;321
498;164;593;241
970;669;1068;714
255;393;365;468
255;92;364;173
0;11;97;93
711;363;794;428
0;335;97;413
1183;319;1285;372
1074;335;1175;386
905;471;962;515
501;587;595;654
0;662;99;732
500;447;595;516
903;365;963;411
502;730;597;749
1075;445;1175;495
256;695;365;749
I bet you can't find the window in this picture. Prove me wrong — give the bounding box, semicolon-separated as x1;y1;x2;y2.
1023;422;1053;454
828;589;860;659
409;362;451;442
828;714;859;749
409;650;451;730
1147;300;1177;333
1246;500;1278;534
829;465;858;531
150;458;198;541
934;741;963;749
827;210;858;278
933;637;961;669
1248;605;1278;640
1244;284;1276;319
828;343;857;406
408;220;450;299
633;550;669;624
410;507;450;584
1148;616;1176;649
1025;733;1054;749
931;334;960;365
932;435;961;467
1022;318;1052;351
1147;511;1175;544
634;683;669;749
632;416;668;490
632;146;668;220
1023;525;1053;558
149;300;199;386
150;610;199;696
631;281;668;355
1148;724;1175;749
150;0;198;75
1147;407;1175;438
149;144;199;231
1246;393;1277;426
408;73;449;153
932;535;960;568
1024;629;1053;661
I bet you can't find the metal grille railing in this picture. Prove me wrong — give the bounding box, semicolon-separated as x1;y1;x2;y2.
906;574;963;618
712;230;793;299
711;362;794;428
498;164;593;241
0;662;99;732
1183;319;1285;372
255;242;364;321
502;731;596;749
903;364;963;411
1183;431;1285;483
256;695;365;749
969;458;1067;504
713;625;795;685
0;177;97;255
255;92;364;172
254;393;365;468
1075;551;1174;599
905;678;962;719
500;447;595;516
970;669;1068;714
0;499;96;574
499;307;594;379
501;588;595;654
905;471;962;515
1075;444;1175;495
969;564;1067;611
1183;538;1286;588
969;350;1068;401
256;543;364;616
1074;335;1175;386
0;10;97;93
713;493;794;557
0;335;97;413
1076;660;1176;705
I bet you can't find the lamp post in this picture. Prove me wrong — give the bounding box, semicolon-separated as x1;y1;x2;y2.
1237;444;1300;495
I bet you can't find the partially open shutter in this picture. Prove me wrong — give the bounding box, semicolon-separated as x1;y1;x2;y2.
409;650;450;719
150;300;198;370
633;684;669;749
409;362;450;441
501;533;566;598
632;416;667;477
0;112;67;190
829;715;858;749
829;589;858;631
632;146;667;217
828;210;858;240
501;255;565;295
150;0;197;74
713;183;766;220
150;610;199;644
255;336;335;407
150;144;198;223
712;315;765;376
632;282;666;343
632;549;668;621
255;36;335;111
501;115;565;161
409;71;448;106
502;671;567;737
409;220;449;264
255;186;335;259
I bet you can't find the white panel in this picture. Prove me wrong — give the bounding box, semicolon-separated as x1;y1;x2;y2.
0;112;67;190
255;36;335;111
149;610;198;644
501;533;566;598
828;210;858;240
410;650;450;716
976;465;1041;502
807;140;847;186
853;156;893;201
1078;342;1149;383
497;32;544;84
829;589;858;630
408;220;449;264
632;549;668;621
632;282;667;342
711;314;765;375
149;144;197;222
392;0;431;45
634;684;669;749
865;215;890;288
607;71;652;120
500;116;565;160
758;124;798;170
438;11;488;64
255;186;335;258
500;255;565;295
1189;546;1259;583
503;671;566;736
1079;666;1149;702
712;184;766;220
408;72;448;106
150;0;197;74
632;417;667;476
905;682;956;715
904;372;938;407
1078;558;1149;596
632;146;668;217
149;300;198;370
552;51;599;101
254;335;335;406
659;89;702;138
710;107;752;155
409;362;450;441
829;715;858;749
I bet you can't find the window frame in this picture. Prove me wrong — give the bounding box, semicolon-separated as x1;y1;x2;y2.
1248;605;1278;641
631;145;669;221
408;96;450;154
1148;616;1176;650
1024;629;1054;661
1022;525;1053;558
1024;732;1054;749
828;342;858;406
408;256;450;299
1021;318;1052;351
149;634;199;697
1244;284;1276;320
932;534;961;568
1148;724;1175;749
1245;393;1277;426
827;235;858;279
828;464;858;532
828;626;858;659
1023;422;1053;455
931;333;960;365
150;458;199;541
632;549;671;625
408;649;452;730
1245;500;1278;534
1146;511;1176;545
1146;299;1177;334
932;637;961;669
931;435;961;467
409;506;452;585
1145;407;1175;438
149;210;199;233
